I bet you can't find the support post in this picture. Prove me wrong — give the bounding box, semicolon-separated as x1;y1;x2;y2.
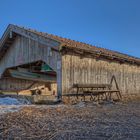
57;58;62;100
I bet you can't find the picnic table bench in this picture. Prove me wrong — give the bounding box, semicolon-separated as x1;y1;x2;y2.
63;75;122;102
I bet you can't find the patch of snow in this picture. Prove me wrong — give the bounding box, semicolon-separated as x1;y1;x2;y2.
0;97;30;105
0;97;31;115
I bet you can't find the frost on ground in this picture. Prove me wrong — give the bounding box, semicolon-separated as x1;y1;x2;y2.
0;105;23;115
0;101;140;140
0;97;31;115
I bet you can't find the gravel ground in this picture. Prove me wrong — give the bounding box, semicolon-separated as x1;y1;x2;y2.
0;101;140;140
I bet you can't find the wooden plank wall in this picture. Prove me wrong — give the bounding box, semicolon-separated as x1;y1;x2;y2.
0;78;43;91
0;35;61;94
62;54;140;95
0;35;60;75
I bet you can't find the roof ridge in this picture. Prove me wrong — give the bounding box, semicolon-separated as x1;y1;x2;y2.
11;24;140;62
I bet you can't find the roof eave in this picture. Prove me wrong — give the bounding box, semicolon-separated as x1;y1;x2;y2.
60;45;140;66
0;24;13;49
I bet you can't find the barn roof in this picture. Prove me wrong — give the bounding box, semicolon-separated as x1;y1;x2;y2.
0;24;140;65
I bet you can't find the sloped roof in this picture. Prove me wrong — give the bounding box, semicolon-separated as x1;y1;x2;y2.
0;24;140;65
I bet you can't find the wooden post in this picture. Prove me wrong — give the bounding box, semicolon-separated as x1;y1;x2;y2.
110;75;122;100
57;58;62;100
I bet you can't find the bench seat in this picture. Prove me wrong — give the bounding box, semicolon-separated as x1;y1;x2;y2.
73;84;112;89
63;90;120;97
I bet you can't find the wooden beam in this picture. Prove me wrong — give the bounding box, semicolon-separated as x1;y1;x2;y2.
10;25;61;50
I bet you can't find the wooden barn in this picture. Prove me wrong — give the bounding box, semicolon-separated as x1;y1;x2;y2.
0;24;140;101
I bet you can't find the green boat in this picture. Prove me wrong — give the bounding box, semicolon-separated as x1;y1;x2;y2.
8;69;56;83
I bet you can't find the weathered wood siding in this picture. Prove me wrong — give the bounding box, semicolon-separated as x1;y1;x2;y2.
0;35;62;95
62;54;140;95
0;78;43;91
0;35;60;75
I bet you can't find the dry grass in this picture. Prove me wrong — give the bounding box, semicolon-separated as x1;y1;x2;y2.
0;101;140;140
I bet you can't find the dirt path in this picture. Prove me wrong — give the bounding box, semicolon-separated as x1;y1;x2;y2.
0;101;140;140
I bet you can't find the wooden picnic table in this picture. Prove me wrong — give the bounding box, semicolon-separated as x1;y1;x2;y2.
63;75;122;102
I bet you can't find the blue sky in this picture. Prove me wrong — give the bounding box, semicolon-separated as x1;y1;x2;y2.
0;0;140;58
